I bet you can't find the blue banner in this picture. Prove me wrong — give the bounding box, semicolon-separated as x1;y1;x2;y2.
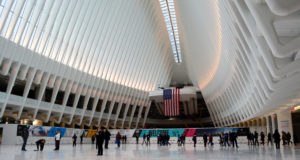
140;129;184;137
47;127;66;137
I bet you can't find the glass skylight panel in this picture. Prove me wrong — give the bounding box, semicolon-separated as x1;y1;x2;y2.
159;0;181;63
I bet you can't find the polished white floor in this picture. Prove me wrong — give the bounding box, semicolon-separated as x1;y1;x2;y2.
0;143;299;160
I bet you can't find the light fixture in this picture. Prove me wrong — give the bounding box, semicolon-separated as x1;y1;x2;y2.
159;0;182;63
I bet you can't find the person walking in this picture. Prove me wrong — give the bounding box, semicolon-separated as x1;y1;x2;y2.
208;134;214;146
104;129;111;149
273;129;281;149
116;132;122;148
54;131;61;151
72;134;77;147
224;132;230;147
21;125;29;151
247;131;251;146
96;128;105;156
232;131;238;148
34;139;46;151
267;132;273;145
260;132;265;145
142;134;146;145
203;133;208;147
192;134;197;147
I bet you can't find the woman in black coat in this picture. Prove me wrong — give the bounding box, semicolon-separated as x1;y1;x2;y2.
96;128;105;156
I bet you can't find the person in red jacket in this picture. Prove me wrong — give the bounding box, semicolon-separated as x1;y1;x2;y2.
116;132;122;148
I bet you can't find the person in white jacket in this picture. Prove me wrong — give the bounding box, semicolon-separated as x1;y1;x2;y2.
54;131;61;150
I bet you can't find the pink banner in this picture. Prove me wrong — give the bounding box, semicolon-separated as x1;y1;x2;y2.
183;129;196;137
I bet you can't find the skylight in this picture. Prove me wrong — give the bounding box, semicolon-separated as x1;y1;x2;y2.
159;0;182;63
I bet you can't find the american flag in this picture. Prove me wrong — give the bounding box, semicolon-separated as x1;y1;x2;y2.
163;89;180;116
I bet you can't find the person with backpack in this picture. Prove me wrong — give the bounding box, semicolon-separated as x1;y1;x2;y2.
116;132;122;148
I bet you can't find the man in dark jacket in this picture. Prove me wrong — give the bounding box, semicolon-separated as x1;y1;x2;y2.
96;128;105;156
192;134;197;147
260;132;265;145
254;131;259;146
146;133;151;146
273;129;281;149
21;125;29;151
231;130;238;148
203;133;208;147
104;129;111;149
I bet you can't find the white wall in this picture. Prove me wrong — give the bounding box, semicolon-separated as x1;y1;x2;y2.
0;124;18;145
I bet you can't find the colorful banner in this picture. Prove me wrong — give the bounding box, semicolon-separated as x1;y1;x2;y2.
47;127;66;137
29;126;51;136
16;125;249;138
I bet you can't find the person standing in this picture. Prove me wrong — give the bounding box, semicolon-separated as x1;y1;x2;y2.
273;129;281;149
136;135;139;144
208;134;213;146
192;134;197;147
72;134;77;147
254;131;259;146
21;125;29;151
104;129;111;149
167;134;170;145
96;128;105;156
91;134;95;144
124;135;127;144
232;131;238;148
146;133;151;146
116;132;122;148
267;132;273;145
54;131;61;150
203;133;208;147
286;132;291;146
80;133;84;144
34;139;46;151
260;132;265;145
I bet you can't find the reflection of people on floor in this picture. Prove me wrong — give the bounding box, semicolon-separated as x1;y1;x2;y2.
35;139;46;151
